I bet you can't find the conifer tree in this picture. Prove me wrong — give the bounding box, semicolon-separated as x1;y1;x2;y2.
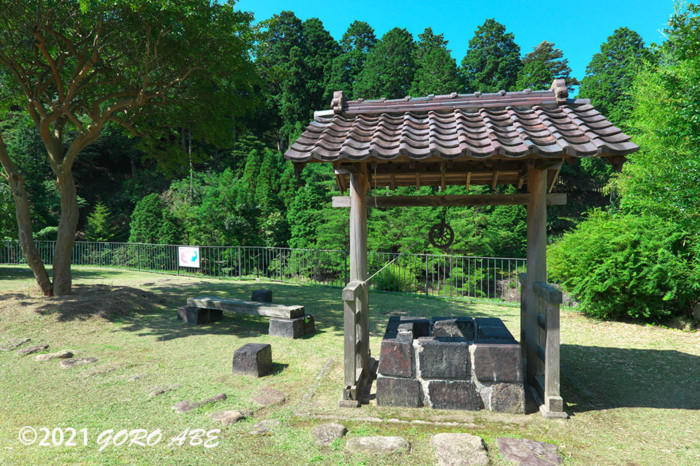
460;19;522;92
326;21;377;99
516;41;576;91
354;28;415;99
411;28;461;95
579;27;652;124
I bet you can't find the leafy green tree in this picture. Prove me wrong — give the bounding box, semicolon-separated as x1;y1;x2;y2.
516;41;577;91
355;28;415;99
613;3;699;235
0;0;255;295
460;19;522;92
411;28;461;95
85;202;115;242
0;179;15;239
578;27;652;124
327;21;377;98
302;18;340;110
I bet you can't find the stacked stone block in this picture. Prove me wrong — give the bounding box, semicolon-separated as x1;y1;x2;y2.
376;316;525;413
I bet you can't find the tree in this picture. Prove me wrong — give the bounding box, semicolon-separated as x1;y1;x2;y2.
302;18;340;110
256;11;309;148
326;21;377;99
516;41;577;91
129;194;164;244
411;28;461;95
578;28;652;124
460;19;522;93
0;0;254;295
85;202;115;242
354;28;415;99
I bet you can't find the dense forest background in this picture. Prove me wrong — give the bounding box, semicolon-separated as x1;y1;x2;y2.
1;3;697;322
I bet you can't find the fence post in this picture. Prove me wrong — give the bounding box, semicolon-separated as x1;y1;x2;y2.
238;247;242;280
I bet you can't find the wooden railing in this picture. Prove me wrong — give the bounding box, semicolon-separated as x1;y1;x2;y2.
520;273;566;418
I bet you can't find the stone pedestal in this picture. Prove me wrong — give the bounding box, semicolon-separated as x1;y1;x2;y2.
269;315;315;339
232;343;272;377
251;289;272;303
177;306;223;324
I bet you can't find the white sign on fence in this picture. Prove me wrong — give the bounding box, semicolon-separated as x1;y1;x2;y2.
178;246;200;268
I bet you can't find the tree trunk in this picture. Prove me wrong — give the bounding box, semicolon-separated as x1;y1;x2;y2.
0;137;53;295
52;168;79;295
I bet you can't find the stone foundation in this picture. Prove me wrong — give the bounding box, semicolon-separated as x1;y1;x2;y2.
376;316;524;413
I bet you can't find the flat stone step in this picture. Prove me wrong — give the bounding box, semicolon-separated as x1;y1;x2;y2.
187;296;304;319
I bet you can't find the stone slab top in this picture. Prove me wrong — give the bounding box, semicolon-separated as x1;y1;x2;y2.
187;296;304;319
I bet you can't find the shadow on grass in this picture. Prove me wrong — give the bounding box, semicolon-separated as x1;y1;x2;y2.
562;344;700;412
0;265;121;282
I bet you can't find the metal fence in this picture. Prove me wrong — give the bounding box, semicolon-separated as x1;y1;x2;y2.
1;240;526;302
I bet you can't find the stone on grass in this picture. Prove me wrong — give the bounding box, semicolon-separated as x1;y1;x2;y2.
60;357;97;368
211;410;245;426
34;350;73;361
0;338;30;351
496;438;562;466
312;423;347;446
173;393;227;413
233;343;272;377
345;436;410;456
149;385;180;398
250;419;281;435
251;289;272;303
18;344;49;355
252;388;286;408
431;433;488;466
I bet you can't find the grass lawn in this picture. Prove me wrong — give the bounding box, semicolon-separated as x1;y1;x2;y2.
0;265;698;465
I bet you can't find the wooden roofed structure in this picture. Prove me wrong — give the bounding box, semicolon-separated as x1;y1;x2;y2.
284;79;639;417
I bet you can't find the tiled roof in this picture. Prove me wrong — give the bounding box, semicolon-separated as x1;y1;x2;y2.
284;80;638;163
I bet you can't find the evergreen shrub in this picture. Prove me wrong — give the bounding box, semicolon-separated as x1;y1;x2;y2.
548;211;698;322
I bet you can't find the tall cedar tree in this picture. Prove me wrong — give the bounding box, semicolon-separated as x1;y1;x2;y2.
256;11;308;149
461;19;522;93
354;28;415;99
302;18;340;110
515;41;577;91
411;28;461;95
326;21;377;99
578;28;652;124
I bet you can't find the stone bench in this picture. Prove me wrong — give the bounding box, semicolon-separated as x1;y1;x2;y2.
179;296;314;339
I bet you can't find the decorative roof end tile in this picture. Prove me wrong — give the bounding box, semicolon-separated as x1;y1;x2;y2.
331;91;346;114
551;79;568;105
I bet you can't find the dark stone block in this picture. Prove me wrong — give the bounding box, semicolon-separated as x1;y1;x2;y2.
489;383;525;413
177;306;223;324
475;318;515;342
428;380;483;410
417;337;470;380
378;337;414;378
431;317;475;340
376;375;423;407
232;343;272;377
384;316;430;339
303;314;315;335
473;343;523;383
269;316;305;338
251;289;272;303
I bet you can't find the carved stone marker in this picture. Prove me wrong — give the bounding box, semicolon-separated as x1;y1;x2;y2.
233;343;272;377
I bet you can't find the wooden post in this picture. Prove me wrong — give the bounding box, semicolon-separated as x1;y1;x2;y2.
526;164;547;387
543;288;563;414
342;169;369;402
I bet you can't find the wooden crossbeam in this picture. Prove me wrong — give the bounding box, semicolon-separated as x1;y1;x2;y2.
332;193;567;208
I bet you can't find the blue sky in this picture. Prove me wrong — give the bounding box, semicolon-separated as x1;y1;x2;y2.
236;0;675;85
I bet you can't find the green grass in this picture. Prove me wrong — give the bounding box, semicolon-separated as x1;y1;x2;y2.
0;265;698;464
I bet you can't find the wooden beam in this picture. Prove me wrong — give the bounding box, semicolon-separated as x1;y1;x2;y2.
491;170;499;189
548;164;562;193
466;171;471;190
332;193;567;208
